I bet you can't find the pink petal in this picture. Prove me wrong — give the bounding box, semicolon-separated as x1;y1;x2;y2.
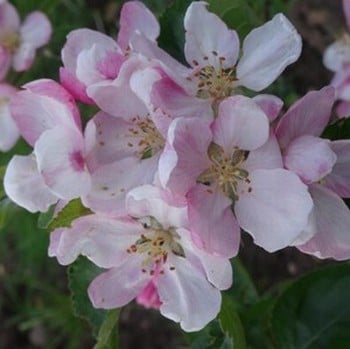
59;67;95;104
275;86;335;149
188;184;240;258
49;214;140;267
136;280;161;309
12;42;35;71
323;36;350;72
20;11;52;48
344;0;350;28
213;95;269;152
88;257;149;309
0;2;20;32
252;94;283;122
325;140;350;197
61;28;120;72
235;168;313;252
0;47;11;80
158;117;212;196
284;136;337;184
336;101;350;118
117;1;160;51
4;154;58;212
237;13;302;91
126;184;188;229
243;132;283;171
297;184;350;260
34;126;91;200
184;1;239;69
83;157;156;214
330;64;350;100
156;254;221;332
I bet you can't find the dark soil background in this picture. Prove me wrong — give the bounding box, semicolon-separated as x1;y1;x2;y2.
0;0;347;348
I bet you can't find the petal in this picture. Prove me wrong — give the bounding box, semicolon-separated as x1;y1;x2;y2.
325;140;350;197
0;2;20;32
0;96;19;151
12;43;35;72
237;13;302;91
336;101;350;118
126;184;188;229
50;214;140;267
323;36;350;72
0;47;11;80
297;184;350;260
275;86;335;149
61;28;119;72
252;94;283;122
20;11;52;48
83;157;156;214
34;126;91;200
330;64;350;100
136;280;161;309
188;184;240;258
117;0;160;50
243;132;283;171
235;168;313;252
59;67;95;104
213;95;269;152
284;136;337;184
184;1;239;69
156;255;221;332
88;257;149;309
344;0;350;28
158;117;212;196
4;154;58;212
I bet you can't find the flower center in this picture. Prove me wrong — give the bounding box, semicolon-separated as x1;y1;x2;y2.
191;54;237;101
127;116;165;159
126;217;185;275
197;143;251;200
0;32;20;53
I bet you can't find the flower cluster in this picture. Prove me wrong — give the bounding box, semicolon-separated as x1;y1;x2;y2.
0;0;51;151
4;1;350;331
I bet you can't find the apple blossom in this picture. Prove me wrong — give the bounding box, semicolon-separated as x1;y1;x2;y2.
0;1;51;80
49;185;232;331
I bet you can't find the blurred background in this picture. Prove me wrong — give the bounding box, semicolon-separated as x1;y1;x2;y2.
0;0;347;348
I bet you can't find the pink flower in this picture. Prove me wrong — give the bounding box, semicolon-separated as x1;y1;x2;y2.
0;83;19;151
49;185;232;331
159;96;313;257
60;1;159;104
275;86;350;260
0;2;51;80
131;1;301;116
4;80;91;212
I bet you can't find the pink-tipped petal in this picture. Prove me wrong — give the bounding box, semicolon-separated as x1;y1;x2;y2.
157;255;221;332
184;1;239;69
275;86;335;149
158;117;212;196
50;214;140;267
252;94;283;122
34;126;90;200
188;184;240;258
4;154;57;212
117;1;160;51
235;168;313;252
237;13;302;91
88;257;149;309
297;184;350;260
325;140;350;197
284;136;337;184
213;95;269;152
20;11;52;48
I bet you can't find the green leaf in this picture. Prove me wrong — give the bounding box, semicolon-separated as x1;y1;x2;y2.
322;118;350;140
68;257;108;336
219;295;247;349
93;309;120;349
37;204;56;229
48;199;92;231
0;198;17;229
270;263;350;349
158;0;192;63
